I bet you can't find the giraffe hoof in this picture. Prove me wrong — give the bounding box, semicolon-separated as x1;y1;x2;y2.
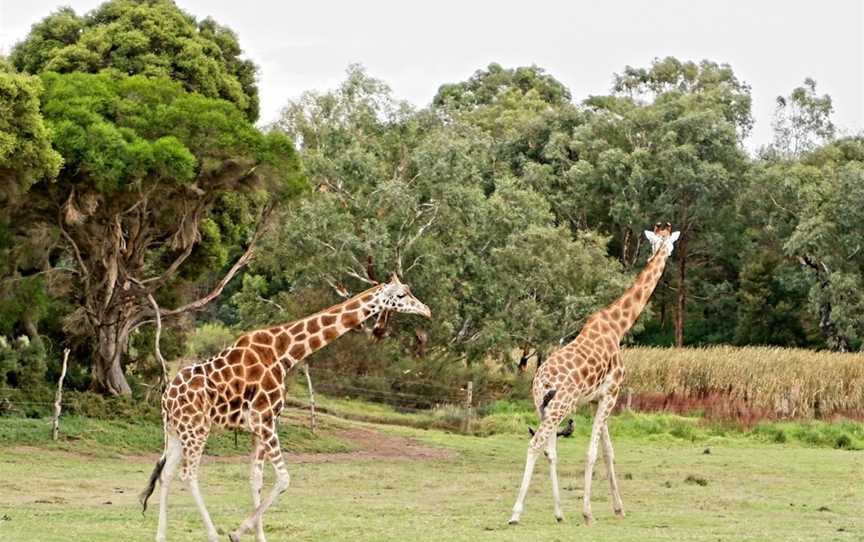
582;513;594;526
555;515;564;523
615;509;626;518
508;519;519;526
229;534;241;542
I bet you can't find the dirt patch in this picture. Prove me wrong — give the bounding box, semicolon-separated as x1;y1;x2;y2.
285;427;457;464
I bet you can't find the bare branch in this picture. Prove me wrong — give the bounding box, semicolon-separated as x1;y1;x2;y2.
161;233;257;318
257;296;286;312
145;293;169;388
345;269;377;286
323;276;352;299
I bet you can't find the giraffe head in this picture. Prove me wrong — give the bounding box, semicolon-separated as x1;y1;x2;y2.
373;273;431;318
644;222;681;258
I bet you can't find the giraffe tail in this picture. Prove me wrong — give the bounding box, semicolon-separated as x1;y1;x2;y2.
139;455;166;515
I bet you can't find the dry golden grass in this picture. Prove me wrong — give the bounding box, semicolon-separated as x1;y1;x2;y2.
623;346;864;421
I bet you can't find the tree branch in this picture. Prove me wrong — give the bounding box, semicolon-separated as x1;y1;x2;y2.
145;292;169;388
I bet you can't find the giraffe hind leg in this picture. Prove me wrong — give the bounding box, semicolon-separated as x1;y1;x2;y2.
231;421;290;541
250;436;268;542
510;408;568;525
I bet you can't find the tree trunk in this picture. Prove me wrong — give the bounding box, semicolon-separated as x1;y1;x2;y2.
92;321;133;395
799;256;851;352
21;309;44;350
675;235;687;347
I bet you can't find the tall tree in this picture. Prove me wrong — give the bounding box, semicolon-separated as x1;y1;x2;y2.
7;1;305;394
37;72;303;394
563;58;752;345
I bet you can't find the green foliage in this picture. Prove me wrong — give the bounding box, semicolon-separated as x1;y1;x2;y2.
10;0;260;121
259;65;628;368
0;335;48;392
0;66;62;194
434;63;571;111
734;251;811;346
185;322;236;360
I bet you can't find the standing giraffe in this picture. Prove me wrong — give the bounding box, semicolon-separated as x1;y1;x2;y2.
139;273;430;542
508;223;680;526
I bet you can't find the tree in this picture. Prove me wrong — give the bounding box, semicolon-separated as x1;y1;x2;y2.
10;0;259;121
781;139;864;350
562;58;752;345
26;72;303;394
768;78;835;158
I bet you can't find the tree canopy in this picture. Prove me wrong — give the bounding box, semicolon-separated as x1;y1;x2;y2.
10;0;259;121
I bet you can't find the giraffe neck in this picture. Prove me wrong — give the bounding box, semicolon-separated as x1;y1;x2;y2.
238;284;384;370
602;250;670;341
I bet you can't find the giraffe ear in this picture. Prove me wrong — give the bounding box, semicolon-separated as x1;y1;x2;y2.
644;230;660;244
669;231;681;244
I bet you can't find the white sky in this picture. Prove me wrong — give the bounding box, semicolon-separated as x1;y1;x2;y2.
2;0;862;152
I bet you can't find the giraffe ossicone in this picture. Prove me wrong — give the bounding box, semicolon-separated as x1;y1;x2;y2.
140;274;430;542
509;222;679;527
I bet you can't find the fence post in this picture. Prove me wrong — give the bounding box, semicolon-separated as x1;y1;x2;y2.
51;348;70;441
303;363;317;434
462;381;474;434
625;388;633;411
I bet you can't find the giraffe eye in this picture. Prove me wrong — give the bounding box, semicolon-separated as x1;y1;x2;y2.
397;293;406;299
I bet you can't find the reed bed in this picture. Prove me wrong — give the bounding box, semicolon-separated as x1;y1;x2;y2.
623;346;864;422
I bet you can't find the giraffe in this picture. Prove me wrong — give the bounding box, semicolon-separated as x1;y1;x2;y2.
508;223;680;526
139;273;431;542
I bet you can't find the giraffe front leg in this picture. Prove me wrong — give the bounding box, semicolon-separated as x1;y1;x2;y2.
582;394;616;525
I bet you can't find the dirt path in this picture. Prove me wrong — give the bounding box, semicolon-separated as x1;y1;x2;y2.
285;426;457;464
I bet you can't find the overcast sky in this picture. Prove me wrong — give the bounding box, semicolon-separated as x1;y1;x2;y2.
2;0;862;152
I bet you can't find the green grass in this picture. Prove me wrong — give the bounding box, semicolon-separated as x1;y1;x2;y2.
0;413;354;458
0;399;862;541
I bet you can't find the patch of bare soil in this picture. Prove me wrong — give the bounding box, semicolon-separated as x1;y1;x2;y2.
286;427;457;464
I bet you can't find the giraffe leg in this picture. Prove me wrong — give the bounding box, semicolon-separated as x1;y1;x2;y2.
509;413;563;525
582;394;616;525
601;422;625;516
546;432;564;522
155;432;182;542
231;423;290;541
250;436;267;542
183;437;220;542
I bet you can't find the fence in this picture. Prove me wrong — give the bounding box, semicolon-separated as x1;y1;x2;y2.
288;366;478;434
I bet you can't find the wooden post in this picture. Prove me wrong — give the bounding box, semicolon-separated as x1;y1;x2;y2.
51;349;70;441
625;388;633;411
462;381;474;434
303;363;317;434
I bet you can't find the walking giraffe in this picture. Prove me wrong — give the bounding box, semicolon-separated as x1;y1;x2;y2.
139;273;431;542
508;223;680;525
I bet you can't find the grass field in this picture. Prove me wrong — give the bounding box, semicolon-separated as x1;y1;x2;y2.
0;404;862;542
